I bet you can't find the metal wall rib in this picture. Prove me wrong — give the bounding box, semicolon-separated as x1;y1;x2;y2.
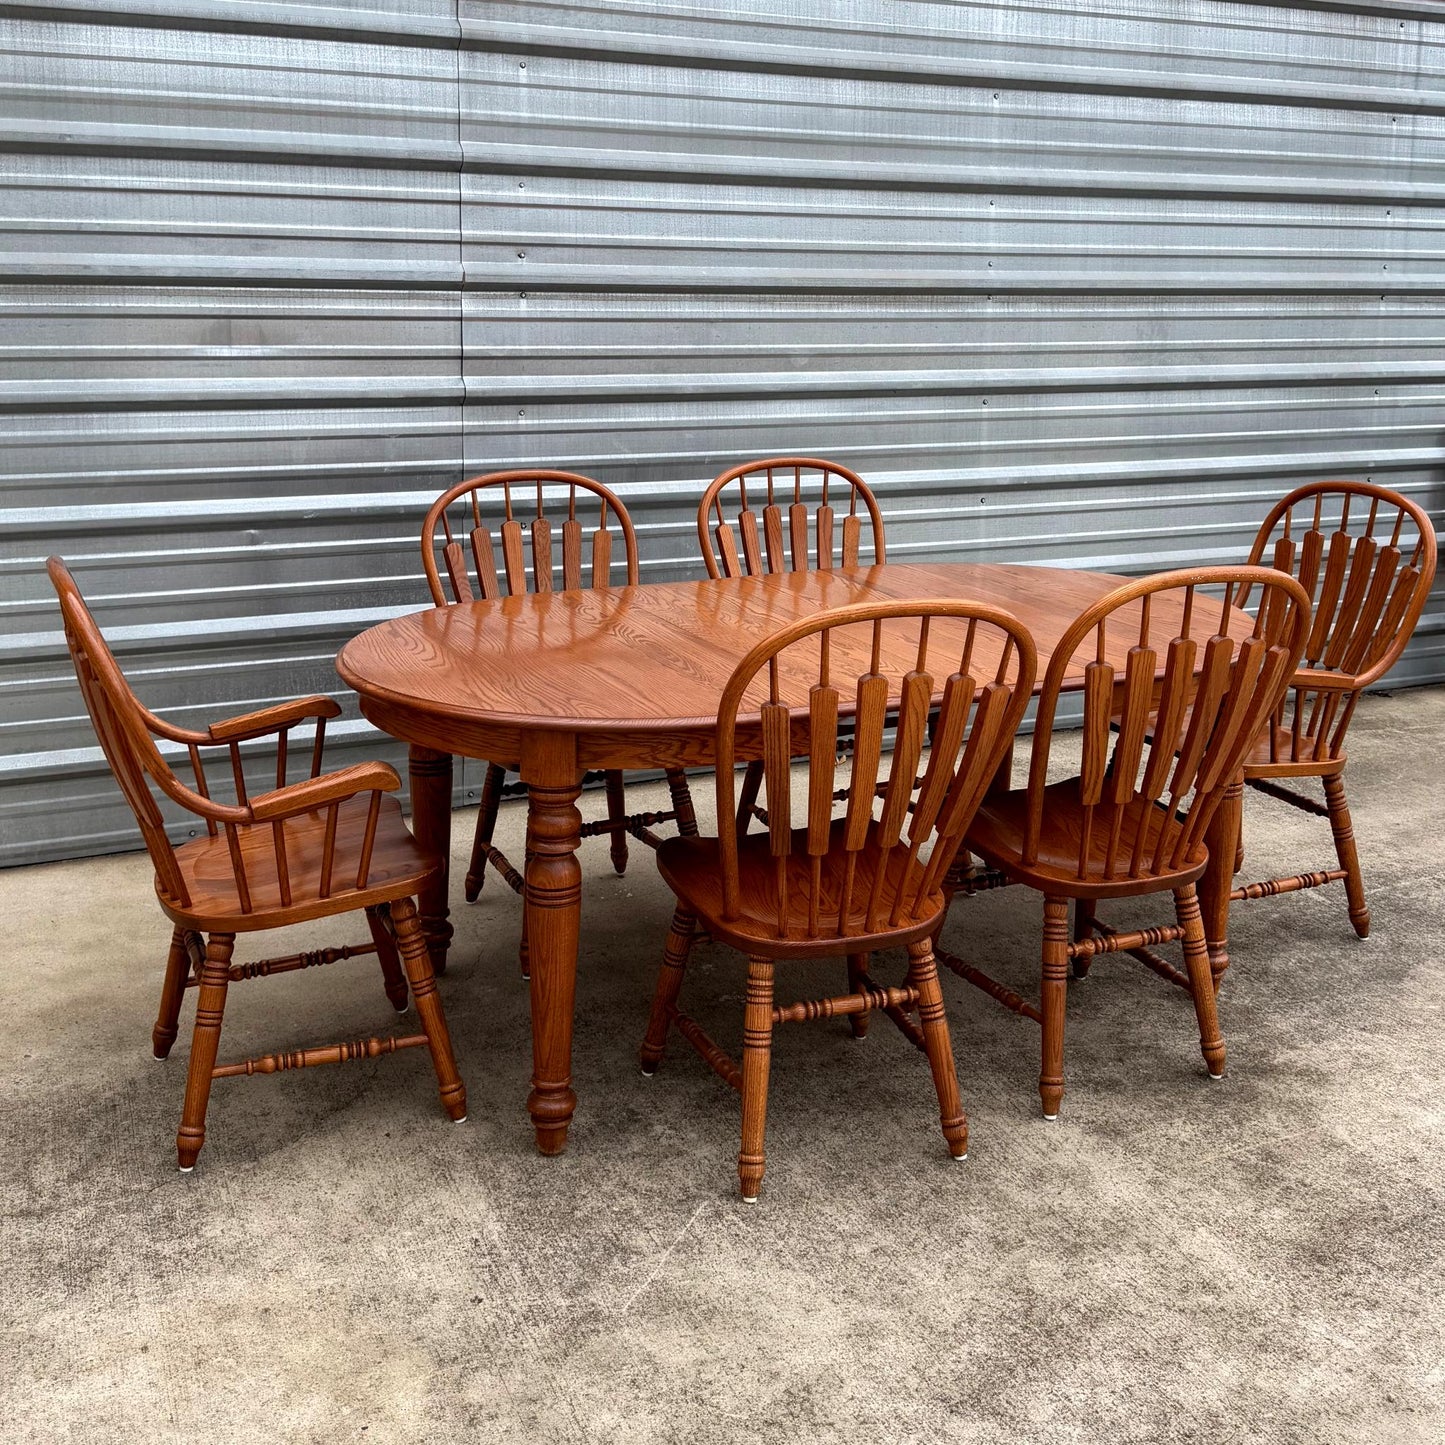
2;0;1442;865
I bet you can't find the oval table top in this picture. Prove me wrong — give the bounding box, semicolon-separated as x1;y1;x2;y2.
337;562;1241;747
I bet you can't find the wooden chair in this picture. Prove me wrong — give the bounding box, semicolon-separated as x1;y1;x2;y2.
421;471;698;937
949;566;1310;1119
696;455;886;581
47;558;467;1171
696;457;889;978
639;599;1037;1201
1221;482;1437;936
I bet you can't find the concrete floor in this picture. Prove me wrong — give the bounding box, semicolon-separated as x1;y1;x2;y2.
3;688;1443;1444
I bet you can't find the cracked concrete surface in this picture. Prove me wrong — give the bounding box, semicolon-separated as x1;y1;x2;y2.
3;688;1443;1444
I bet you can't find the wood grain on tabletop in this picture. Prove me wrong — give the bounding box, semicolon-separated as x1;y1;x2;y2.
336;563;1260;731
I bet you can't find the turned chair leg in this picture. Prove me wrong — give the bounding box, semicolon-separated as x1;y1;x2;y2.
665;768;700;837
465;763;507;904
845;954;871;1039
390;897;468;1122
176;932;234;1171
1070;902;1095;979
1175;884;1226;1079
738;956;775;1203
905;939;968;1160
604;770;630;876
153;926;191;1060
1039;896;1070;1119
366;905;409;1013
1323;773;1371;939
640;905;698;1074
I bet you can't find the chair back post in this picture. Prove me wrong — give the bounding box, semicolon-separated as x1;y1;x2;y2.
1023;565;1310;883
421;469;639;606
714;599;1036;938
697;457;886;580
1246;481;1438;765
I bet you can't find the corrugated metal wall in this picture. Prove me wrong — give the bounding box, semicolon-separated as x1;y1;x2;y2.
3;0;1443;865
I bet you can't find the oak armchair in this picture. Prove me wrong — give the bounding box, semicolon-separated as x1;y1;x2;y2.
49;558;467;1171
1223;481;1437;936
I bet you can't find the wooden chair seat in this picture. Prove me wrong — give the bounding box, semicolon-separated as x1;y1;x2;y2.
657;819;946;959
166;794;435;932
1144;705;1348;781
1240;718;1347;779
968;782;1207;901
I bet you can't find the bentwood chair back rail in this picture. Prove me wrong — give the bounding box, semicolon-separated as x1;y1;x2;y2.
49;559;467;1170
639;599;1037;1200
948;565;1311;1119
421;470;698;924
697;456;886;581
1228;481;1438;936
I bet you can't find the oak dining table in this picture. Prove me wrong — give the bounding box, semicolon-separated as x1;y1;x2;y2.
336;561;1252;1156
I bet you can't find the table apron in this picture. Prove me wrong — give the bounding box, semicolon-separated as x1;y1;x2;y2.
576;731;719;771
361;697;724;773
360;699;525;769
361;700;1025;775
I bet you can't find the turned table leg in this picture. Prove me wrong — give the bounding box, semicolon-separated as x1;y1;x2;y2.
521;734;583;1156
1200;773;1244;994
408;745;455;976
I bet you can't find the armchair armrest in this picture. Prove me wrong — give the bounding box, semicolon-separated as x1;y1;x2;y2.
208;695;342;743
249;761;400;822
1291;667;1358;694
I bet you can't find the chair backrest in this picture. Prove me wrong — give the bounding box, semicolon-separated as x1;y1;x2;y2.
1025;566;1310;884
47;559;378;918
697;457;886;580
421;470;639;606
714;600;1036;939
1247;481;1438;764
47;558;221;909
